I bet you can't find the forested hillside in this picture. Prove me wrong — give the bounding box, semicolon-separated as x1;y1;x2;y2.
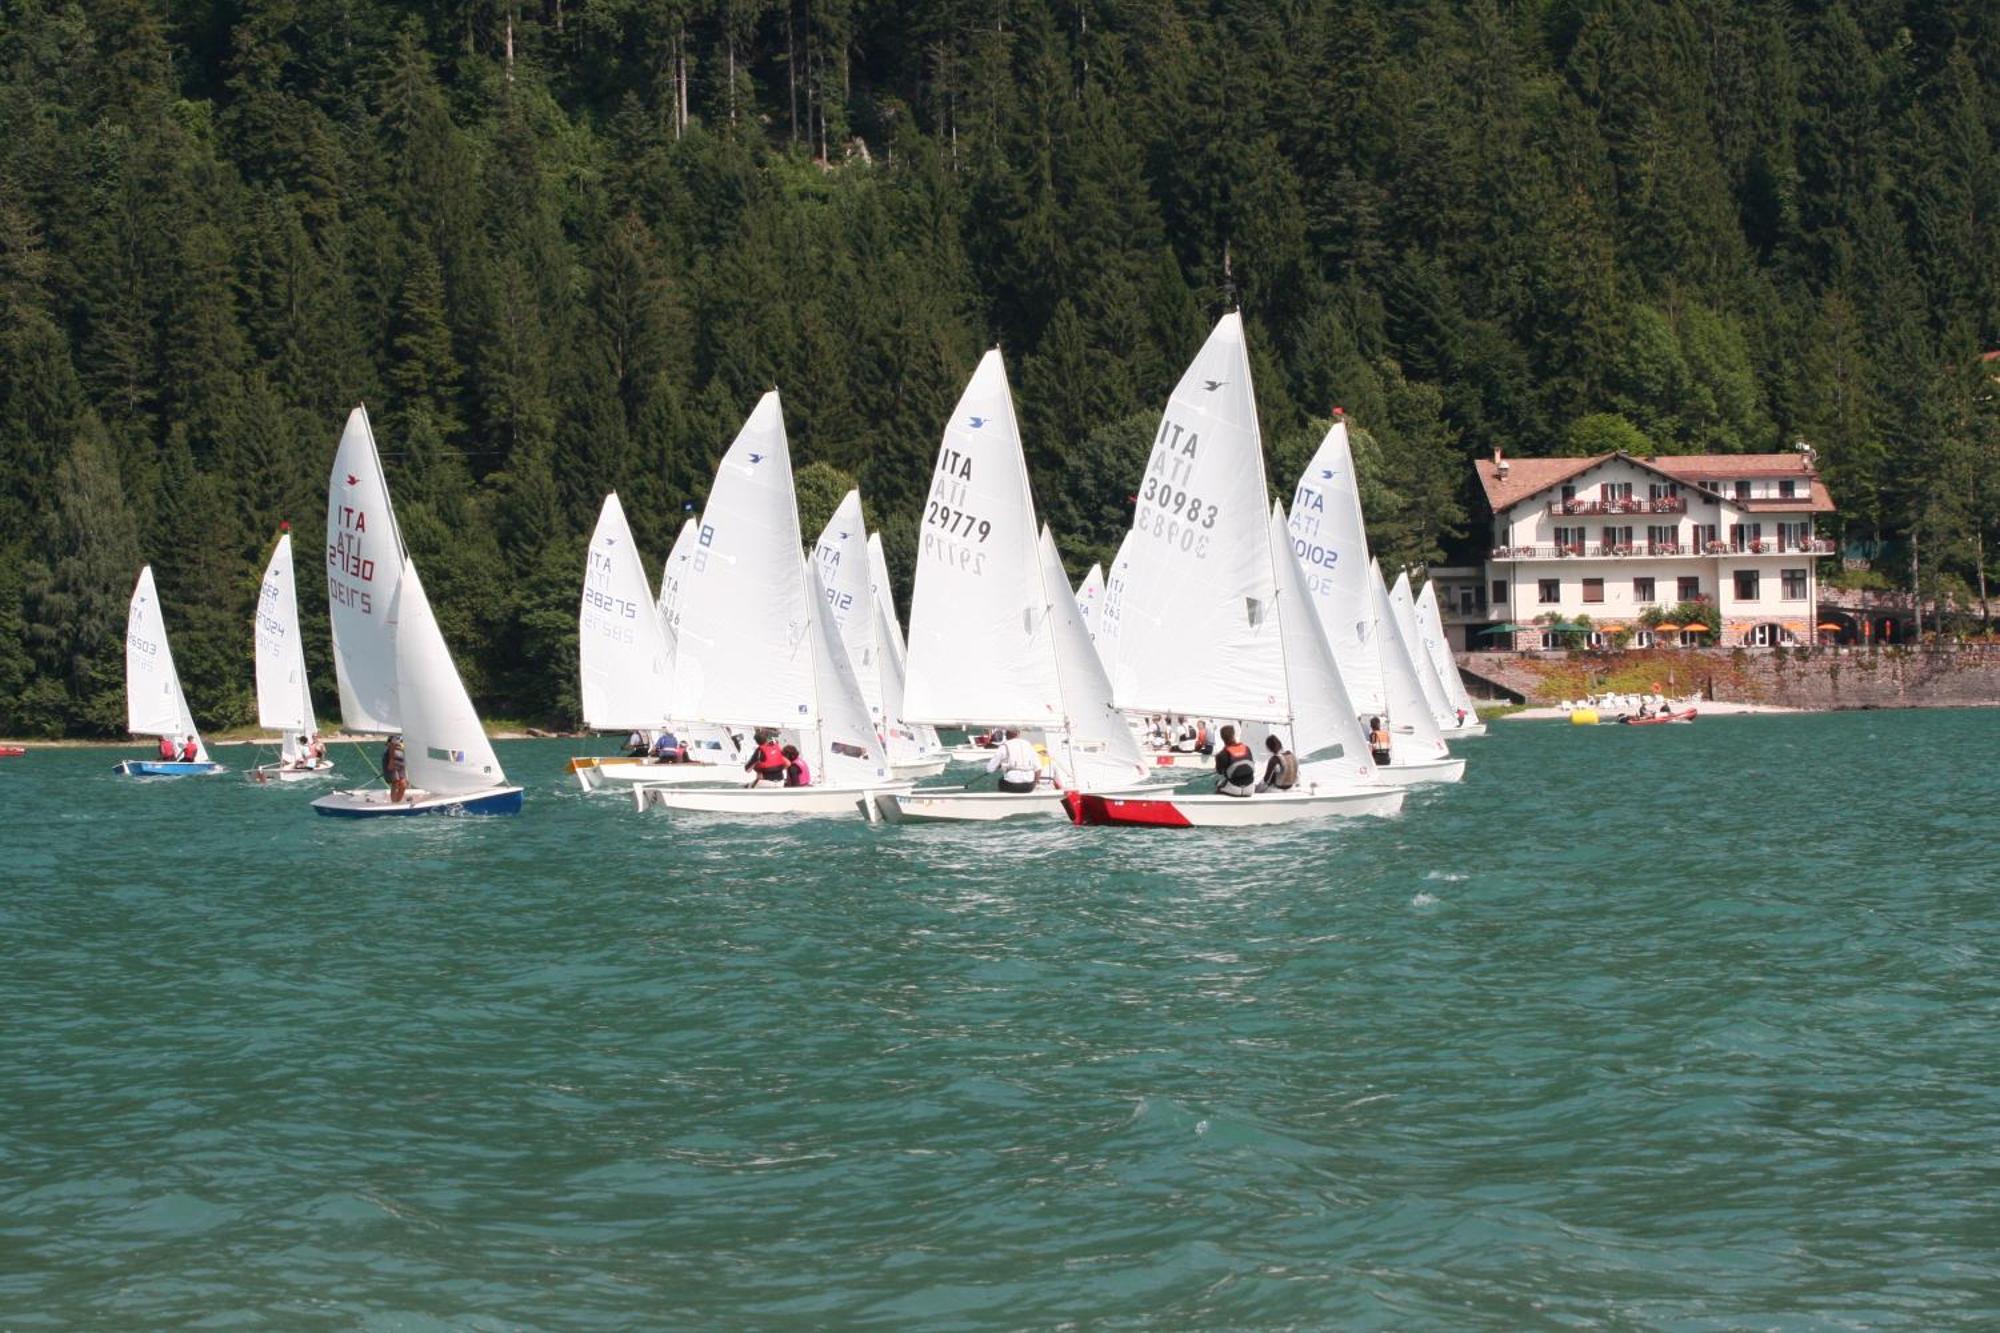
2;0;1995;735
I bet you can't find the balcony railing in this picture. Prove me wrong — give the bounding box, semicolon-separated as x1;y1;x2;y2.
1548;497;1688;516
1492;539;1835;560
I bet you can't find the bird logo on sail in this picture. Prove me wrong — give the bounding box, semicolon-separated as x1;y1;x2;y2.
346;474;359;486
748;453;764;464
1320;468;1337;480
968;416;987;429
1203;379;1225;392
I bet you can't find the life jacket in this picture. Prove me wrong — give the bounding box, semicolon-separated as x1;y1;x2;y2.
787;758;812;788
158;737;176;759
1274;750;1299;788
1220;741;1254;786
181;739;198;761
1196;721;1210;748
754;739;787;772
1369;726;1391;751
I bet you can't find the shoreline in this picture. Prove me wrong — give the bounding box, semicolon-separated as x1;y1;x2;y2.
1498;701;1802;721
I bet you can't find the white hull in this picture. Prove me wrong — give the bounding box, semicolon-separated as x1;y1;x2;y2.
876;778;1163;824
311;785;524;817
1378;757;1466;786
947;743;1004;764
890;756;951;780
253;759;336;783
634;782;916;818
578;759;752;792
1446;722;1488;739
1075;786;1404;827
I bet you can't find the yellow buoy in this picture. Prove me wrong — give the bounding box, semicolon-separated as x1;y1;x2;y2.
1569;708;1599;726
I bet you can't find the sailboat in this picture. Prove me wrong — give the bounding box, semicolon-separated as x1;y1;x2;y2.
311;406;521;817
882;349;1151;823
571;494;748;791
251;529;333;781
1073;563;1105;639
1413;578;1487;737
814;492;947;779
116;566;225;777
1285;418;1462;784
633;391;911;818
1072;313;1404;826
865;530;947;765
1387;570;1462;737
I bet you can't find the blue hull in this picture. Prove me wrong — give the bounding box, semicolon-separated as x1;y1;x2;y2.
311;786;524;818
116;761;227;778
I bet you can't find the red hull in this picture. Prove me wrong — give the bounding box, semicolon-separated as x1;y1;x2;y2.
1065;792;1195;827
0;745;24;757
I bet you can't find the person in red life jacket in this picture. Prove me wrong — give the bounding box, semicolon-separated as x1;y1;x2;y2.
179;736;199;763
744;730;789;785
1195;719;1213;755
782;744;811;788
1213;726;1255;797
157;735;177;761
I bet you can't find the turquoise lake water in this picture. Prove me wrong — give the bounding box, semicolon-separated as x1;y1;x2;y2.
3;711;1996;1327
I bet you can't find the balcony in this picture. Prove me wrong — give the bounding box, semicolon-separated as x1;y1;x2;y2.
1547;496;1687;516
1491;539;1835;560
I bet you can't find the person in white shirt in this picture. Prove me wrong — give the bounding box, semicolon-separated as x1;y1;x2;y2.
986;728;1041;793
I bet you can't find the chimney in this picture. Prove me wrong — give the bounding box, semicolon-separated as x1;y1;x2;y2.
1493;445;1509;479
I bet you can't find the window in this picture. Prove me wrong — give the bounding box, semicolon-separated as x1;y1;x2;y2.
1779;479;1797;498
1601;525;1633;550
1734;570;1760;600
1492;579;1509;605
1678;576;1701;601
1647;524;1676;552
1735;480;1751;500
1634;577;1656;602
1538;579;1560;604
1582;578;1604;603
1554;525;1585;550
1600;482;1632;501
1782;568;1807;600
1560;484;1576;502
1691;524;1718;552
1648;482;1679;500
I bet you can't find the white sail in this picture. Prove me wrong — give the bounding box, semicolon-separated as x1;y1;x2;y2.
1073;563;1105;639
1036;528;1146;788
1094;529;1138;684
1111;312;1288;720
813;490;884;719
579;492;676;730
1415;579;1480;720
668;392;818;728
1390;570;1455;729
326;405;406;734
254;533;316;744
868;531;941;754
395;560;508;795
125;566;207;761
801;558;891;785
867;533;907;666
1287;418;1387;716
1269;504;1376;787
656;516;699;634
904;349;1063;728
1371;562;1451;760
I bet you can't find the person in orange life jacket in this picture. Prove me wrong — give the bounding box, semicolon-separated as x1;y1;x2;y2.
179;736;198;763
745;730;789;785
1195;719;1213;755
987;728;1040;792
157;735;177;761
782;744;811;787
1256;734;1299;793
1213;726;1255;797
1367;716;1392;766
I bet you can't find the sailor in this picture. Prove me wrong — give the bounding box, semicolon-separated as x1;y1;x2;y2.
745;731;789;785
623;730;649;757
1213;726;1256;797
782;744;812;788
651;729;684;763
383;734;408;802
987;728;1040;793
1367;716;1392;766
291;734;314;769
1172;717;1199;753
157;735;177;761
179;736;198;763
1195;719;1213;755
1256;734;1299;793
309;734;327;762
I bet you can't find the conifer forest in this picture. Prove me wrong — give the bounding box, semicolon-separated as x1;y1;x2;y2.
2;0;1996;735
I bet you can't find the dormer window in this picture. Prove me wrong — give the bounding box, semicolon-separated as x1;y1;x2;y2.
1735;480;1751;500
1779;479;1796;498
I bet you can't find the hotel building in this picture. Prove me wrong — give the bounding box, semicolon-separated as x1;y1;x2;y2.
1449;449;1836;650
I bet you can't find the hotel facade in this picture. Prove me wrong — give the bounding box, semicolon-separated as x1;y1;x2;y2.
1447;449;1836;651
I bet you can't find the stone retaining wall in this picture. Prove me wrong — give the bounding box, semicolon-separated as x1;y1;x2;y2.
1457;645;2000;710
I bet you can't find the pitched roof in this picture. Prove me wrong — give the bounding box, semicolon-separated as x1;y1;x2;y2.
1475;450;1834;513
